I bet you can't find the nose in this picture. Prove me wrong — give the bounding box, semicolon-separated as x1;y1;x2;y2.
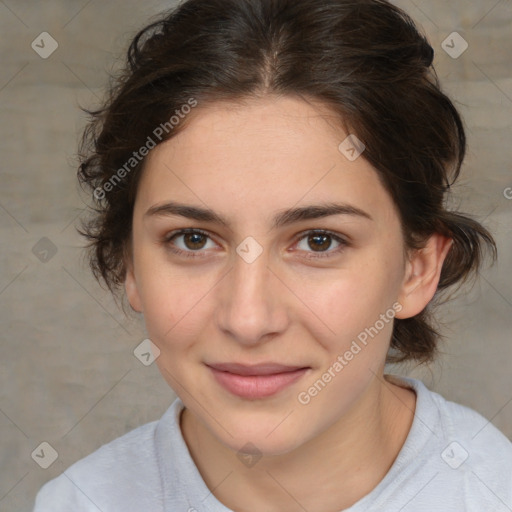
215;246;289;347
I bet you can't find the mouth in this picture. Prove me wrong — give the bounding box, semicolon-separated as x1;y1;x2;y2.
206;362;310;399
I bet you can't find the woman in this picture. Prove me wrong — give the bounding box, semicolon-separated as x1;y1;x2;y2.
33;0;512;510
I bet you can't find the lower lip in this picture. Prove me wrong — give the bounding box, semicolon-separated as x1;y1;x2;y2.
209;367;309;399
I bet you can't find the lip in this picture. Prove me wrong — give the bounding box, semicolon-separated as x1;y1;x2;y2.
206;362;310;399
208;362;306;376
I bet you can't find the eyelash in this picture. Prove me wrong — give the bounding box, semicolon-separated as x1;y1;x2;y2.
162;228;349;260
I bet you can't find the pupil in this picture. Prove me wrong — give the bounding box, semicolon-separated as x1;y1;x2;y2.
186;233;206;249
310;234;330;251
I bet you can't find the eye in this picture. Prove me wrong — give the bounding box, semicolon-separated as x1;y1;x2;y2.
293;230;348;259
163;229;218;259
163;228;348;260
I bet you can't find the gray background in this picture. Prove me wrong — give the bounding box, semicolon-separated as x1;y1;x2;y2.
0;1;511;511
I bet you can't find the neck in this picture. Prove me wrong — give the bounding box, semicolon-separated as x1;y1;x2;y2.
180;373;416;512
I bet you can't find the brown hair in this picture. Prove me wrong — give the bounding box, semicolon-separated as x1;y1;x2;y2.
77;0;497;364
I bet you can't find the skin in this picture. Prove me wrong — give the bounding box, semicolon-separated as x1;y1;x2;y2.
125;95;452;511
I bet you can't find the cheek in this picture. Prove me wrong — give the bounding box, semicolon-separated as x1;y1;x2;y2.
132;228;242;357
141;281;196;345
308;258;401;341
135;252;217;350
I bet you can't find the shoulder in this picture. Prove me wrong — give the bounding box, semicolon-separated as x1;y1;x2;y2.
401;376;512;506
394;375;512;455
428;383;512;458
32;403;178;512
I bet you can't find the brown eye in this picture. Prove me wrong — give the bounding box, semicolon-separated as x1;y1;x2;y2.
164;229;216;258
182;232;208;250
295;230;347;259
307;233;332;251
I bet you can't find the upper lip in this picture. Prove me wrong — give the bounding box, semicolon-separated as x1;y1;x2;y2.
207;362;308;376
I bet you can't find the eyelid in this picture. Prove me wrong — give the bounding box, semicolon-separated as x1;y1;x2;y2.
291;229;349;258
163;228;349;259
163;228;218;259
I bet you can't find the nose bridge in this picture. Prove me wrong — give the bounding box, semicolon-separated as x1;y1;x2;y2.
232;248;269;302
217;245;286;344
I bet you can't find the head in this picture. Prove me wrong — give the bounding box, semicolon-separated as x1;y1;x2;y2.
78;0;496;455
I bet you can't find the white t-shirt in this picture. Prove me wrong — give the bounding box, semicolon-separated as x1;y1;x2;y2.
32;375;512;511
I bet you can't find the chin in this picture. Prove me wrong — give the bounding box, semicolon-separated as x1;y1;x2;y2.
208;408;311;457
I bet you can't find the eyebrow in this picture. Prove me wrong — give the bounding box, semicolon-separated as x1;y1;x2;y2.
144;200;373;231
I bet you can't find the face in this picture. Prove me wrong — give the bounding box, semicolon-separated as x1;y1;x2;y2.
125;95;412;455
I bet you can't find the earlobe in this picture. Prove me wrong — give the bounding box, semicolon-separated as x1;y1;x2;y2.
125;262;143;313
395;234;453;319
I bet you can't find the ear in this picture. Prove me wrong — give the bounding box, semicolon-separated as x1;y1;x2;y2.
125;257;143;313
395;233;453;319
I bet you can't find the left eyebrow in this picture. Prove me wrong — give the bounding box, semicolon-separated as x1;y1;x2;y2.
144;200;373;231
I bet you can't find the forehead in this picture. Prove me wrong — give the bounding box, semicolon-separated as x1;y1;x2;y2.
148;95;348;169
135;95;398;229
